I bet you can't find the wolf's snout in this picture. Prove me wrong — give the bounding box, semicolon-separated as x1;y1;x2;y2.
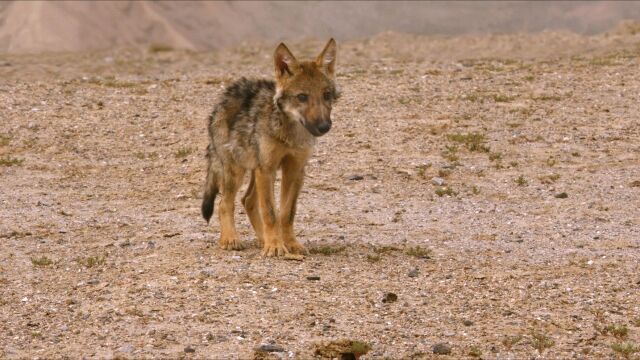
316;119;332;135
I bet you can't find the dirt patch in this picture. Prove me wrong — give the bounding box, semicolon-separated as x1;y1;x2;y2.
1;28;639;358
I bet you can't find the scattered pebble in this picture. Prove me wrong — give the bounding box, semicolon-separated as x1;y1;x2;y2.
463;319;474;326
348;175;364;181
306;276;321;281
432;343;452;355
382;292;398;303
119;343;135;353
184;346;196;353
283;253;304;261
408;269;419;278
431;177;446;186
200;268;215;277
257;344;285;352
554;192;568;198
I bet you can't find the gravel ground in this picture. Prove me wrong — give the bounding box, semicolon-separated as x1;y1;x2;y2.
1;26;640;359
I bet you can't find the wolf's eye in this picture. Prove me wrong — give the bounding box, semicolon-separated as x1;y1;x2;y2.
323;91;333;101
297;94;308;102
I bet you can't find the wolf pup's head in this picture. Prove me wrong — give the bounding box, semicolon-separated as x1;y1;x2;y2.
273;39;339;137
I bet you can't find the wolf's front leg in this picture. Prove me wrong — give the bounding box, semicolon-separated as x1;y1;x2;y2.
280;158;307;255
255;167;288;257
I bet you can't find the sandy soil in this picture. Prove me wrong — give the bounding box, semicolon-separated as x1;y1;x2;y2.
1;27;640;359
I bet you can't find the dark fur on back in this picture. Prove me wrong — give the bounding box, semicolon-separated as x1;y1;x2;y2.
201;78;276;222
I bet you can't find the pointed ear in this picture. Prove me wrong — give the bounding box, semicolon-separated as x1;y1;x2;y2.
274;43;298;79
316;38;336;78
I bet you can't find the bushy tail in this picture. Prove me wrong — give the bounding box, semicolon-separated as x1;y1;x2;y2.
202;145;221;223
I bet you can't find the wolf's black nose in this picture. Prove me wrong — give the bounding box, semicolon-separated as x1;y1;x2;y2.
317;121;331;134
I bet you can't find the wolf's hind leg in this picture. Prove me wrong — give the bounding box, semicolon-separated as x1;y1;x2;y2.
242;171;264;247
218;164;245;250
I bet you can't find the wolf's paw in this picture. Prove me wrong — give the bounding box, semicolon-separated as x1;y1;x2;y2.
219;237;244;251
285;240;308;255
261;242;289;257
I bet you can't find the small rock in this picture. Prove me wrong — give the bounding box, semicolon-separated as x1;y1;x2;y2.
184;346;196;353
463;319;474;326
87;279;99;285
118;239;131;247
432;343;451;355
348;175;364;181
200;268;215;277
306;276;321;281
119;343;135;353
408;269;419;278
147;241;156;249
431;177;446;186
554;192;568;199
382;292;398;303
257;344;285;352
283;253;304;261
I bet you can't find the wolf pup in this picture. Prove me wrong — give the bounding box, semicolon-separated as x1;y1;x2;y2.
201;39;339;257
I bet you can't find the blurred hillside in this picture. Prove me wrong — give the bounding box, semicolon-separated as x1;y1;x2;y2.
0;1;639;53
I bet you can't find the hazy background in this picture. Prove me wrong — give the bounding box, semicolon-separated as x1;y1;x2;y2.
1;1;639;53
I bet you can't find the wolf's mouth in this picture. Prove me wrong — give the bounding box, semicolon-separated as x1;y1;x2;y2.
300;119;320;136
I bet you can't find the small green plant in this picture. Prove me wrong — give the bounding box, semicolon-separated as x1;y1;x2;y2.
464;93;482;102
539;173;561;184
532;94;563;101
416;164;430;178
175;147;193;158
76;255;106;268
31;256;53;267
0;134;10;146
471;186;480;195
443;144;459;162
515;175;528;186
468;346;482;357
447;132;490;153
87;76;137;88
435;186;457;197
492;94;515;102
438;169;451;178
0;156;24;166
373;246;401;254
605;324;629;339
406;246;432;259
309;245;346;255
488;152;502;161
502;335;523;350
610;342;639;359
531;331;555;353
